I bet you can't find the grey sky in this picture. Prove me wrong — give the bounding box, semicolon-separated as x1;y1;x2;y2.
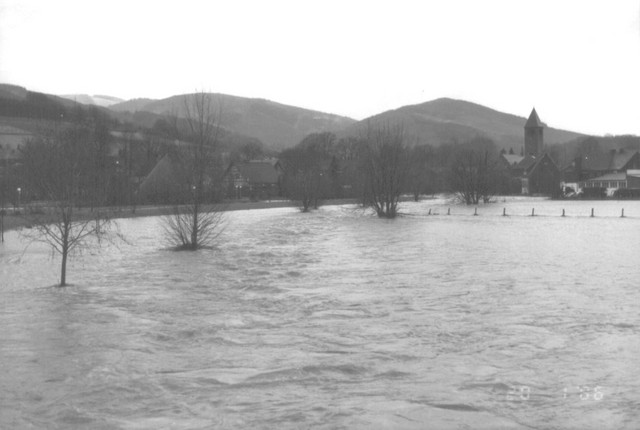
1;0;639;136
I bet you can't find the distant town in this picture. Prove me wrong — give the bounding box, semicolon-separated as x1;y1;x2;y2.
2;83;639;220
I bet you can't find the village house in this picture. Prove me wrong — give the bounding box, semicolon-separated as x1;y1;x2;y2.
562;147;640;196
499;108;560;196
224;158;283;200
578;170;640;197
137;152;186;203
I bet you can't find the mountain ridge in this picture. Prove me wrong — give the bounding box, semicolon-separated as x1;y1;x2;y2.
342;97;585;152
109;93;357;150
1;83;621;155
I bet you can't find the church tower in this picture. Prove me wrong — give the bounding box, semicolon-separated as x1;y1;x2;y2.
524;108;544;157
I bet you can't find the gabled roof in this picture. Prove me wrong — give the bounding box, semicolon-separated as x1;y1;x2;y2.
583;172;627;182
138;153;186;198
573;149;640;172
609;150;638;171
501;153;524;166
524;108;543;128
527;152;558;175
517;154;537;171
580;152;610;171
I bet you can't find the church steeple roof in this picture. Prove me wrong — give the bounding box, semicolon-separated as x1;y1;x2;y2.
525;108;543;128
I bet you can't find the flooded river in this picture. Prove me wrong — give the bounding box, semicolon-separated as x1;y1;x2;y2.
1;198;639;429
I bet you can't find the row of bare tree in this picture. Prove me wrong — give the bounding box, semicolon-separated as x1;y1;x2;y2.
279;127;514;216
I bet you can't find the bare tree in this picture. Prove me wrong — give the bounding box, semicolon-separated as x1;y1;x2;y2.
280;133;333;212
281;147;325;212
162;91;225;250
360;123;408;218
19;122;120;286
449;137;500;204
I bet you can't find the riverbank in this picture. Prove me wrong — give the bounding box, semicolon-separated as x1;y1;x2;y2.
0;198;362;234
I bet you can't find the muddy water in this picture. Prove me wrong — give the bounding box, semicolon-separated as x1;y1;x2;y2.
1;198;639;429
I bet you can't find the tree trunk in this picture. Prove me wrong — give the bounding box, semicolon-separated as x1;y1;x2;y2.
60;221;70;286
191;201;199;249
60;247;68;286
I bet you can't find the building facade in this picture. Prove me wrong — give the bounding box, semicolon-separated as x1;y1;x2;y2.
500;108;560;196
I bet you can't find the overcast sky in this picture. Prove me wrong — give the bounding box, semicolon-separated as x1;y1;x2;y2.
1;0;639;136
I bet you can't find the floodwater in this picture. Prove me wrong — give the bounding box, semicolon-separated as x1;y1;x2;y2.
1;197;639;429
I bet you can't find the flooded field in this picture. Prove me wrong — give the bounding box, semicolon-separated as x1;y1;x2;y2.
1;197;639;429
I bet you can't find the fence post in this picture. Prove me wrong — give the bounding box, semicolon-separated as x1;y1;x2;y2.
0;209;4;243
474;207;478;216
503;208;506;216
531;208;535;217
562;209;565;217
621;208;625;218
591;208;594;217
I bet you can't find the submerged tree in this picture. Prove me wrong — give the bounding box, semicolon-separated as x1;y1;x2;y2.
280;132;335;212
360;123;408;218
280;146;327;212
406;143;436;201
449;137;501;204
20;122;119;286
161;91;225;250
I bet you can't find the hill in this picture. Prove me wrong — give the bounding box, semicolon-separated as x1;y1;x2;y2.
341;98;585;152
109;93;357;150
0;85;272;162
60;94;124;107
0;83;110;126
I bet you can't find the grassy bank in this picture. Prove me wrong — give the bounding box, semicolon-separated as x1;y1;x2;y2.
0;198;364;234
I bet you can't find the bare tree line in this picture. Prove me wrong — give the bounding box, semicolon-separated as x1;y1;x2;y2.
280;125;510;216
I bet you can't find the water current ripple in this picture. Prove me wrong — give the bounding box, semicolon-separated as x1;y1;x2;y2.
1;199;640;429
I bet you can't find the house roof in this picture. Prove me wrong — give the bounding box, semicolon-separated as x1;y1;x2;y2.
138;153;185;197
501;154;524;166
527;153;558;174
574;149;639;172
517;155;537;171
525;108;543;128
583;172;627;182
580;152;610;171
609;150;638;170
233;160;281;184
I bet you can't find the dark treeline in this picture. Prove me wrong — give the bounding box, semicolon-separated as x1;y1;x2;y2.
0;91;119;127
6;114;266;211
279;128;515;216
